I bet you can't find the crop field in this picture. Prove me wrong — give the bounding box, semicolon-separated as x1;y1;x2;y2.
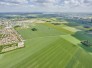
0;23;92;68
16;24;66;39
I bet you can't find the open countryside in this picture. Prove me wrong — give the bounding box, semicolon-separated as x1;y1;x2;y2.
0;13;92;68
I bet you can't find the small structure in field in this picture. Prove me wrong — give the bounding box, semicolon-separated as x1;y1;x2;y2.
31;28;37;31
81;40;91;46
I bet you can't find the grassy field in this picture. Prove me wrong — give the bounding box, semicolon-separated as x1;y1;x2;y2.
0;23;92;68
16;24;66;39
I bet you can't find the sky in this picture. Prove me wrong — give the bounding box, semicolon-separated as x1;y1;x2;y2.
0;0;92;13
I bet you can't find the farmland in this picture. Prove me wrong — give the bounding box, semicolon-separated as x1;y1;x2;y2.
0;21;92;68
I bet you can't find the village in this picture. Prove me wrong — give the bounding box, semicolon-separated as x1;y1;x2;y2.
0;20;24;53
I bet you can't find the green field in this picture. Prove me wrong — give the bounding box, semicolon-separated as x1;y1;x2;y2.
0;23;92;68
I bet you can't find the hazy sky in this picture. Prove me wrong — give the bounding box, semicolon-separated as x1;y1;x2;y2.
0;0;92;12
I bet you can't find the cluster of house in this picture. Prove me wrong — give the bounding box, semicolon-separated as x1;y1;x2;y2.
0;26;24;53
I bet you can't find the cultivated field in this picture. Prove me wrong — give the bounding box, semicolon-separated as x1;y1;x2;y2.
0;23;92;68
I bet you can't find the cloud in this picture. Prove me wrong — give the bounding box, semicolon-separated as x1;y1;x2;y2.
0;0;92;12
0;0;28;5
0;0;91;7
